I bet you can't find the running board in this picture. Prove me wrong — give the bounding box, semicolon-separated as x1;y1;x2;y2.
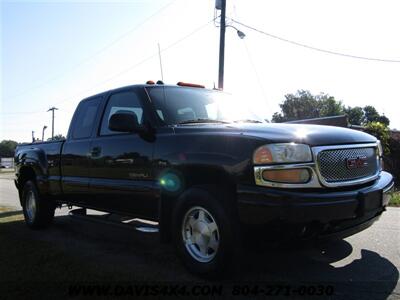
68;208;159;233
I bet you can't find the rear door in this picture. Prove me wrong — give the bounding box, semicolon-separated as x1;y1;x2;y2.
61;96;102;205
88;88;157;219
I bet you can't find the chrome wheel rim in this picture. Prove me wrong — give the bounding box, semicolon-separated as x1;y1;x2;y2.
182;206;220;263
26;191;37;222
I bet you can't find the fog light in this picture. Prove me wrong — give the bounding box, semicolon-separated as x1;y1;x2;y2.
262;168;311;184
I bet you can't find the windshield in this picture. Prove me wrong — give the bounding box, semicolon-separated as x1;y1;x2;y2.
146;86;266;125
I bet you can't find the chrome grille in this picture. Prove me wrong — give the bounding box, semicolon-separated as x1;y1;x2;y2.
317;147;378;183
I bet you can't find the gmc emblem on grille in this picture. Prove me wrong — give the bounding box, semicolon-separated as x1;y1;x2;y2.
346;156;368;169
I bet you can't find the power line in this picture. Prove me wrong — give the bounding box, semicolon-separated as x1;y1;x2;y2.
1;18;215;115
6;0;177;100
231;18;400;63
242;39;271;111
0;110;43;115
52;18;215;107
231;0;270;111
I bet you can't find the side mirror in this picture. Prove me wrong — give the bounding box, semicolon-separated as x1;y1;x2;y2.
108;112;143;133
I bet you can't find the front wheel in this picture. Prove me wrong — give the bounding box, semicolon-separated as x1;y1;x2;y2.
22;180;55;229
182;206;220;263
172;187;239;277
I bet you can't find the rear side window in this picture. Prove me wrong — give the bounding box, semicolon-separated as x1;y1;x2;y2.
71;97;101;139
100;91;144;136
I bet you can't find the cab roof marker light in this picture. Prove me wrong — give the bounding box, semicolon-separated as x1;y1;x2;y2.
177;82;205;88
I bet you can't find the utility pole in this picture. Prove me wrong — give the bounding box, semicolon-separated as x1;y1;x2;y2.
42;125;47;142
47;107;58;139
32;131;35;143
217;0;226;90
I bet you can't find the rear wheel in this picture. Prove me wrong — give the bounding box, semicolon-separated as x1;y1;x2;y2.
22;181;55;229
172;187;239;277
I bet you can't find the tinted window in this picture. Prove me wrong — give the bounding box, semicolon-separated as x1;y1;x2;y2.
146;86;264;125
147;87;210;125
100;91;144;136
71;97;100;139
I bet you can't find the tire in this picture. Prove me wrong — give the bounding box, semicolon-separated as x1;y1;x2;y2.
172;186;240;277
22;180;55;229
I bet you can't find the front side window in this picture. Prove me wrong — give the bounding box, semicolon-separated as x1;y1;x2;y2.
146;86;265;125
100;91;144;136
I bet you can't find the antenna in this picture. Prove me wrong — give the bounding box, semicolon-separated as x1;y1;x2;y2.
158;43;164;81
158;43;167;113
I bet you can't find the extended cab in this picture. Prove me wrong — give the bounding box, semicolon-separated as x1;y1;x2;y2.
15;82;394;275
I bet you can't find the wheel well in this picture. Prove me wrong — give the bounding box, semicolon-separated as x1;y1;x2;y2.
158;167;237;243
17;167;36;204
18;167;36;187
180;166;237;208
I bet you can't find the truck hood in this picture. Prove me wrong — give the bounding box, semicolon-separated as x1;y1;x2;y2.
174;123;377;146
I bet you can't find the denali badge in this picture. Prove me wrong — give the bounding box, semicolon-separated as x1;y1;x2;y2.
346;156;368;169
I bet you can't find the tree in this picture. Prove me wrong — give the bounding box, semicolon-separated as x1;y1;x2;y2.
0;140;18;158
363;122;399;186
386;136;400;186
364;122;390;155
47;134;65;141
343;106;364;125
363;106;380;123
272;90;344;122
319;96;344;117
278;90;320;122
271;112;286;123
376;115;390;127
272;90;391;127
362;106;390;126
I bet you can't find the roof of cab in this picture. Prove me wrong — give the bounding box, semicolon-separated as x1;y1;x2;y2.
80;82;210;102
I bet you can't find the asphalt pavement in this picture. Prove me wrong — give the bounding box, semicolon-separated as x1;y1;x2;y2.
0;172;399;299
0;170;19;208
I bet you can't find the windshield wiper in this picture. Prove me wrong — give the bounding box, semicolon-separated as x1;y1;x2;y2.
177;118;229;125
233;119;263;123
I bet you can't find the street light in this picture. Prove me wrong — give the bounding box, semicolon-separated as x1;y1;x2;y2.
42;126;47;142
226;24;246;39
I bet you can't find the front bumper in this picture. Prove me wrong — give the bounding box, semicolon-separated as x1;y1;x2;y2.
237;171;394;239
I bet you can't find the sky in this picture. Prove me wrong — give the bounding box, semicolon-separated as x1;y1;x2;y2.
1;0;400;142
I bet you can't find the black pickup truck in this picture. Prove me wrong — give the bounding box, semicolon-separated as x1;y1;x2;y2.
15;82;394;275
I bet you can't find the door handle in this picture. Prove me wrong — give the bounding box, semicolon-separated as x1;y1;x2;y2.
90;147;101;157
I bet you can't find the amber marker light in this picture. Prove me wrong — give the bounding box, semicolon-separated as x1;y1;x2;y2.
253;146;274;164
177;82;205;88
262;168;311;184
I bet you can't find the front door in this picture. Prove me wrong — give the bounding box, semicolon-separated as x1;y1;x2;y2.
88;89;157;219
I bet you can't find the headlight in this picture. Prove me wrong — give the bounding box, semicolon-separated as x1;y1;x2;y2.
377;140;384;171
377;140;383;157
253;143;312;165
